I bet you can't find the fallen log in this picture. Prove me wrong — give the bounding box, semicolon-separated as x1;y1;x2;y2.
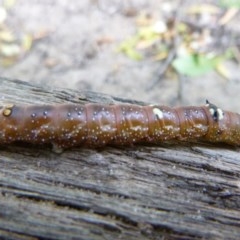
0;78;240;240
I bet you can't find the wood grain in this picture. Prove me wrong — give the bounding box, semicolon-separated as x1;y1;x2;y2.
0;78;240;240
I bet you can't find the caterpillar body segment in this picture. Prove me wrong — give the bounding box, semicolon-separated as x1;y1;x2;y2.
0;101;239;150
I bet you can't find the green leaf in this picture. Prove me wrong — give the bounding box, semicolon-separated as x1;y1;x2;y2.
219;0;240;8
118;37;142;60
138;26;159;41
123;48;142;60
118;24;161;60
172;54;220;77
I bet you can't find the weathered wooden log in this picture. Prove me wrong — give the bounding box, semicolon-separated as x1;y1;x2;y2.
0;78;240;240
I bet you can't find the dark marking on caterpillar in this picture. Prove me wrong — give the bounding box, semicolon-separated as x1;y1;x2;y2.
0;101;239;152
205;100;224;122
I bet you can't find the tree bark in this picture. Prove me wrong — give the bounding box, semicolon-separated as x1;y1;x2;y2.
0;78;240;240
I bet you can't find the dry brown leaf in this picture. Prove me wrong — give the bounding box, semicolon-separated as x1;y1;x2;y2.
33;29;52;40
152;51;168;61
0;56;17;66
0;30;15;42
21;34;33;51
96;36;114;46
44;57;59;68
136;39;158;50
187;4;220;14
215;62;230;80
136;12;156;26
219;8;239;25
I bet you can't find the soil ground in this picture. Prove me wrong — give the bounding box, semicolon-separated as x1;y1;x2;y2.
1;0;240;111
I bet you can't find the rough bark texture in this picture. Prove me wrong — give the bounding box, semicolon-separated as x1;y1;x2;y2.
0;78;240;240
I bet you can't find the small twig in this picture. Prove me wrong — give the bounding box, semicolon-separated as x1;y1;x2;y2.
146;0;184;91
146;48;176;91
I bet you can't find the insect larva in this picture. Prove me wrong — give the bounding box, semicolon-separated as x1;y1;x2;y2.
0;100;239;151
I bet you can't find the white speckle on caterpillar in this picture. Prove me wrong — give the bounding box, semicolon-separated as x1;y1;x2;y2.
217;108;224;120
153;107;163;119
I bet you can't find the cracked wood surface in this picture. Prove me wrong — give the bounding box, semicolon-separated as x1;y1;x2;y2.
0;78;240;240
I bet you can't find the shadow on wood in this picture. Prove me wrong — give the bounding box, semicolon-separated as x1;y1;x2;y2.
0;78;240;240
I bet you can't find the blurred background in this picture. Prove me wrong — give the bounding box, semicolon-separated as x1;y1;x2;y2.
0;0;240;111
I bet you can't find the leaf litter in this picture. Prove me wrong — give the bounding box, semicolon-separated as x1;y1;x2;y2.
0;1;49;67
119;1;240;83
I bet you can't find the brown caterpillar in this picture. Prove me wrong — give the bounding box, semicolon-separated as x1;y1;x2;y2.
0;100;239;152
